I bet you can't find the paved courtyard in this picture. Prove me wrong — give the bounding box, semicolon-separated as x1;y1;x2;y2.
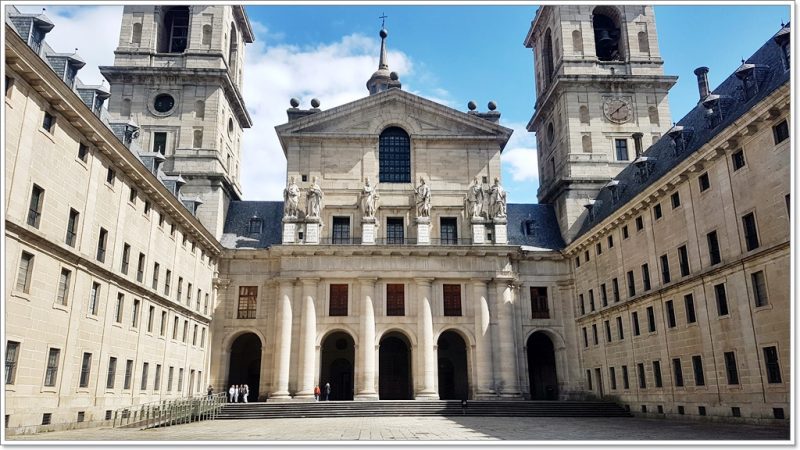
7;416;789;442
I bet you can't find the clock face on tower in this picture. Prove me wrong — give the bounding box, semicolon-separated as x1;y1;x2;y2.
603;97;632;124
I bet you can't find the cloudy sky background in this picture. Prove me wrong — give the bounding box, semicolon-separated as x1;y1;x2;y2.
15;4;788;203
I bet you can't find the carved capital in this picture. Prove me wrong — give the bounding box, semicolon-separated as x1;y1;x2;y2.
213;278;231;290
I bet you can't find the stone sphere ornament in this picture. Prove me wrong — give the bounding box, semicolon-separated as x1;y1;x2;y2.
290;98;300;108
468;101;477;111
488;101;497;111
380;28;388;39
311;98;320;108
390;71;399;81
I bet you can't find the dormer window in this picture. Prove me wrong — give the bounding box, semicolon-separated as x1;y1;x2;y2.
248;218;263;234
64;64;78;89
29;26;45;55
666;125;694;156
159;6;189;53
773;24;790;70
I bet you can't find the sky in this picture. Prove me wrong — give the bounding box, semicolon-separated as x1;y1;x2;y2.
14;3;791;204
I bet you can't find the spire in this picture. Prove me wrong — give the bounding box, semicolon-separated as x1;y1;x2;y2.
378;27;389;70
366;18;401;95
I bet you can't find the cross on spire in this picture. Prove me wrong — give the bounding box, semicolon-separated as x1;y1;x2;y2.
379;13;388;28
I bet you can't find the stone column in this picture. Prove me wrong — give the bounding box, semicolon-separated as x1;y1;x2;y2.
270;279;294;400
494;278;521;397
296;278;318;399
472;279;495;397
415;278;437;399
356;278;378;400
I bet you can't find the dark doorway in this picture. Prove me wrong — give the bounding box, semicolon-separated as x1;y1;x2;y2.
319;332;355;400
228;333;262;401
379;332;412;400
526;332;558;400
437;330;469;400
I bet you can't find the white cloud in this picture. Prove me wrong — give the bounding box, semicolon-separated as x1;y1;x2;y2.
500;121;539;183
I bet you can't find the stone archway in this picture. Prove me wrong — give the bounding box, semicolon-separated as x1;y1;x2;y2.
527;332;558;400
228;333;262;401
379;332;413;400
437;330;469;400
319;331;355;400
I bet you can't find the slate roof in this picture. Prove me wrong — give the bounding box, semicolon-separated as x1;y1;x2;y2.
575;25;791;239
507;203;565;250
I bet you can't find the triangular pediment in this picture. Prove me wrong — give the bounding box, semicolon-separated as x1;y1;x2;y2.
275;89;512;144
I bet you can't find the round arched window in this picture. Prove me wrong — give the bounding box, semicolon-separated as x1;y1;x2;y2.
153;94;175;113
378;127;411;183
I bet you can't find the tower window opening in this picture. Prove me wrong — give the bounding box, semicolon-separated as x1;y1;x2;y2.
593;9;623;61
160;6;189;53
543;29;555;83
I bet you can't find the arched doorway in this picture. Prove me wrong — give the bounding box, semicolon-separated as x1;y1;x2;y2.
437;330;468;400
527;332;558;400
228;333;262;401
319;332;355;400
379;332;412;400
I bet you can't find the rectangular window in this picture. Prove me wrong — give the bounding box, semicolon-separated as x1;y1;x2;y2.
742;212;760;251
88;282;100;316
582;327;588;348
660;255;671;284
386;218;405;244
160;311;167;336
152;263;160;290
616;316;624;340
773;119;789;144
622;365;630;389
751;271;768;307
622;225;629;239
684;294;697;324
114;293;124;323
665;300;676;328
42;111;55;132
607;235;614;248
77;143;89;162
129;187;137;204
714;283;729;316
596;242;602;255
332;217;350;244
672;358;684;387
106;357;117;389
192;325;198;346
586;370;592;391
627;271;636;297
671;191;681;209
79;352;92;388
635;216;644;231
201;328;206;348
653;361;663;388
65;209;79;246
136;253;145;283
173;317;179;340
177;277;183;302
167;367;174;392
385;284;405;316
724;352;739;385
196;289;202;311
637;363;646;389
612;278;620;303
615;138;629;160
164;270;172;296
600;284;608;307
182;320;188;342
204;293;209;315
44;348;60;387
96;228;108;263
653;203;662;220
579;294;585;315
575;257;581;269
120;243;130;274
123;359;133;390
329;284;348;316
592;324;598;345
144;201;151;216
5;341;20;385
186;282;192;305
140;363;149;390
604;320;611;343
678;245;690;276
584;250;590;262
106;167;115;186
707;231;721;265
178;368;184;391
56;268;71;306
440;218;458;245
692;355;705;386
237;286;258;319
147;306;155;333
764;346;782;383
27;184;44;228
530;287;549;318
632;311;640;336
732;149;746;171
646;306;656;332
153;132;167;155
610;367;617;390
589;289;595;311
642;264;651;291
154;364;161;391
443;284;462;316
698;172;710;192
132;299;140;328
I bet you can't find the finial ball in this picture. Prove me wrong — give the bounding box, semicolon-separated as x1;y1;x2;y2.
487;101;497;111
380;28;388;39
467;100;477;111
311;98;321;108
289;98;300;108
390;71;399;81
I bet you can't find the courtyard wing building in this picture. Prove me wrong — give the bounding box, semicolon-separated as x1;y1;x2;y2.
3;4;790;434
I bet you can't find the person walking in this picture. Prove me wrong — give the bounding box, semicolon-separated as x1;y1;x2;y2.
207;385;213;400
228;385;235;403
243;384;249;403
324;382;331;401
314;385;321;402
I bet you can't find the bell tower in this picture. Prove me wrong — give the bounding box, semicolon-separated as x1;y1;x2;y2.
100;5;254;238
524;5;677;242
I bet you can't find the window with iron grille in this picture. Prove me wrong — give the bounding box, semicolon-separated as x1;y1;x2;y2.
114;294;124;323
44;348;60;387
707;231;721;265
5;341;19;385
79;353;92;388
386;284;405;316
724;351;739;385
164;270;171;296
440;218;458;244
178;368;184;391
443;284;462;316
120;244;130;274
763;346;782;383
177;277;183;302
530;287;549;318
742;212;760;251
123;360;133;390
66;208;79;246
160;311;167;336
692;355;705;386
182;320;188;342
332;217;350;244
167;366;174;392
41;413;51;426
751;271;768;307
54;268;71;306
379;127;411;183
237;286;257;319
329;284;348;316
27;184;44;228
386;218;404;244
672;358;684;387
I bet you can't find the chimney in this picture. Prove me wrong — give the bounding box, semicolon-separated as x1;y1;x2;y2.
632;132;644;157
694;66;710;101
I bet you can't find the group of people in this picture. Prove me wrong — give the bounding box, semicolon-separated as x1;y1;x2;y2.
227;384;250;403
314;382;332;401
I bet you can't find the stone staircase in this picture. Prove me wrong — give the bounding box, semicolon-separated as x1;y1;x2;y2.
216;400;631;419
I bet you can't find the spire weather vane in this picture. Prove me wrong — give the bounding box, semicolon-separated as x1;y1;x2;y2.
379;13;387;28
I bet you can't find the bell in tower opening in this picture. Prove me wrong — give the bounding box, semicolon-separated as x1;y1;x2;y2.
592;7;622;61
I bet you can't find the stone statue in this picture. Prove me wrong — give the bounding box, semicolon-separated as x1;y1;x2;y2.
489;177;507;219
305;176;324;219
467;177;485;219
361;177;379;219
415;177;431;218
283;176;300;219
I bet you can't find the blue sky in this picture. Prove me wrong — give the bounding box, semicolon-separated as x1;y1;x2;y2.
22;4;791;203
